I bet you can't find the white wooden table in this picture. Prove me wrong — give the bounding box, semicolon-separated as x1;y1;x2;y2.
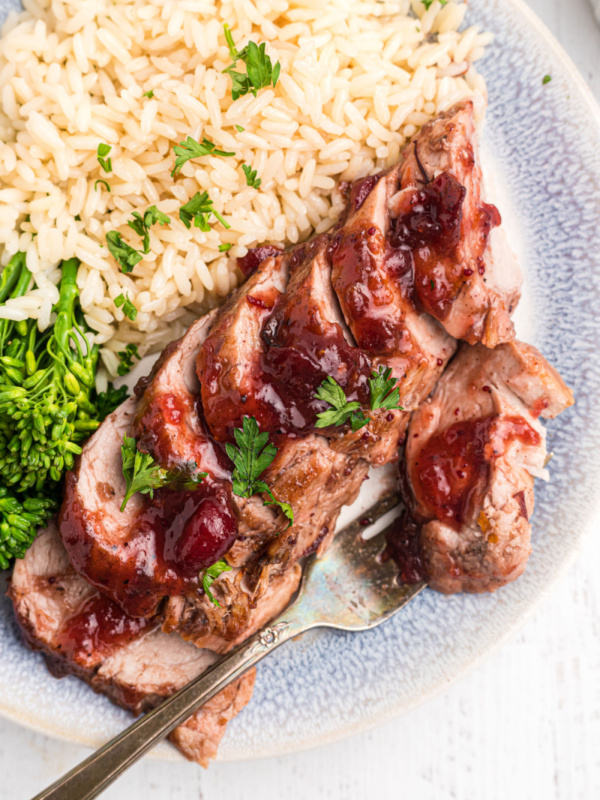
2;2;600;798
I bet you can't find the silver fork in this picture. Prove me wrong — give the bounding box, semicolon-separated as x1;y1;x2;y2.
32;493;425;800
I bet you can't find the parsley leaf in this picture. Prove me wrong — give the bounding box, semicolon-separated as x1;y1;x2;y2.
179;191;230;231
97;143;112;173
314;376;369;431
114;293;138;321
95;383;129;421
171;136;235;177
203;559;231;607
369;366;403;412
94;178;111;192
106;231;143;274
117;343;141;376
127;205;170;253
235;124;245;132
120;436;207;511
121;435;174;510
542;74;552;85
143;89;154;98
219;243;232;252
222;24;281;101
225;416;293;527
421;0;447;8
242;163;261;189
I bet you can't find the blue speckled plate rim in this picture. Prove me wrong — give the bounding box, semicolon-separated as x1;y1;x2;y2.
0;0;598;762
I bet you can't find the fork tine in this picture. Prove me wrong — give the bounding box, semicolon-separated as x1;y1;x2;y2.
289;493;425;632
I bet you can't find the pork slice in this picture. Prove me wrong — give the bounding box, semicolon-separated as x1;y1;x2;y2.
9;523;255;767
391;100;521;346
402;341;573;593
59;397;171;618
330;165;456;412
162;562;301;653
132;310;228;479
197;253;289;442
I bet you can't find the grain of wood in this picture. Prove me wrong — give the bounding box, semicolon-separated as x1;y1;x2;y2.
1;1;599;798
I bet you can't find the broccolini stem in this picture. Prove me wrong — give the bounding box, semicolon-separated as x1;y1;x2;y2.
0;252;26;304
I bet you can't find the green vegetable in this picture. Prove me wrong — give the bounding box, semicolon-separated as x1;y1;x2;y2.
97;143;112;173
202;558;231;607
222;24;281;101
242;163;261;189
127;206;170;254
225;416;293;527
179;191;230;231
0;254;100;496
94;179;111;193
106;231;143;274
369;366;403;412
120;435;206;511
117;343;140;376
171;136;234;177
95;383;129;421
543;74;552;85
219;243;232;252
314;377;369;432
142;89;154;98
235;124;245;132
421;0;447;9
0;253;132;566
114;293;137;321
0;486;57;569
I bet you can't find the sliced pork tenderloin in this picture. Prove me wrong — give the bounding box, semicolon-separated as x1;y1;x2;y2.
398;341;573;593
9;523;255;766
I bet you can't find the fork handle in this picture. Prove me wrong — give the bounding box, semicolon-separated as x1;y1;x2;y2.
32;616;306;800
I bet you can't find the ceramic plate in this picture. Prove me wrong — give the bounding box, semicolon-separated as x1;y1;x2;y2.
0;0;599;762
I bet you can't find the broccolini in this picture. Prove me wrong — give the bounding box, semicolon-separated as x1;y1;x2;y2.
0;253;129;565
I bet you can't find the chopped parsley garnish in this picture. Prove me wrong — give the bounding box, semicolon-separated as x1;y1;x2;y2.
107;207;170;270
235;124;245;132
542;74;552;85
421;0;447;8
117;343;141;376
121;435;207;511
219;243;232;252
369;366;403;412
171;136;235;177
179;191;230;231
222;24;281;101
114;293;138;321
94;179;111;192
430;279;435;290
225;416;293;527
127;205;170;253
96;383;129;422
106;231;143;274
142;89;154;98
97;143;112;173
203;559;231;607
242;163;261;189
314;377;369;432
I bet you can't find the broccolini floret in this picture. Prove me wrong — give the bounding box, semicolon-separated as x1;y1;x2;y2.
0;253;130;565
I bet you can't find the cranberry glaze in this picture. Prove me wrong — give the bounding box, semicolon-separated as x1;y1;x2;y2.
409;415;540;530
61;472;237;618
56;594;152;665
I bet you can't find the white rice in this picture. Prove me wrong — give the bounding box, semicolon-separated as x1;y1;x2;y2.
0;0;491;378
